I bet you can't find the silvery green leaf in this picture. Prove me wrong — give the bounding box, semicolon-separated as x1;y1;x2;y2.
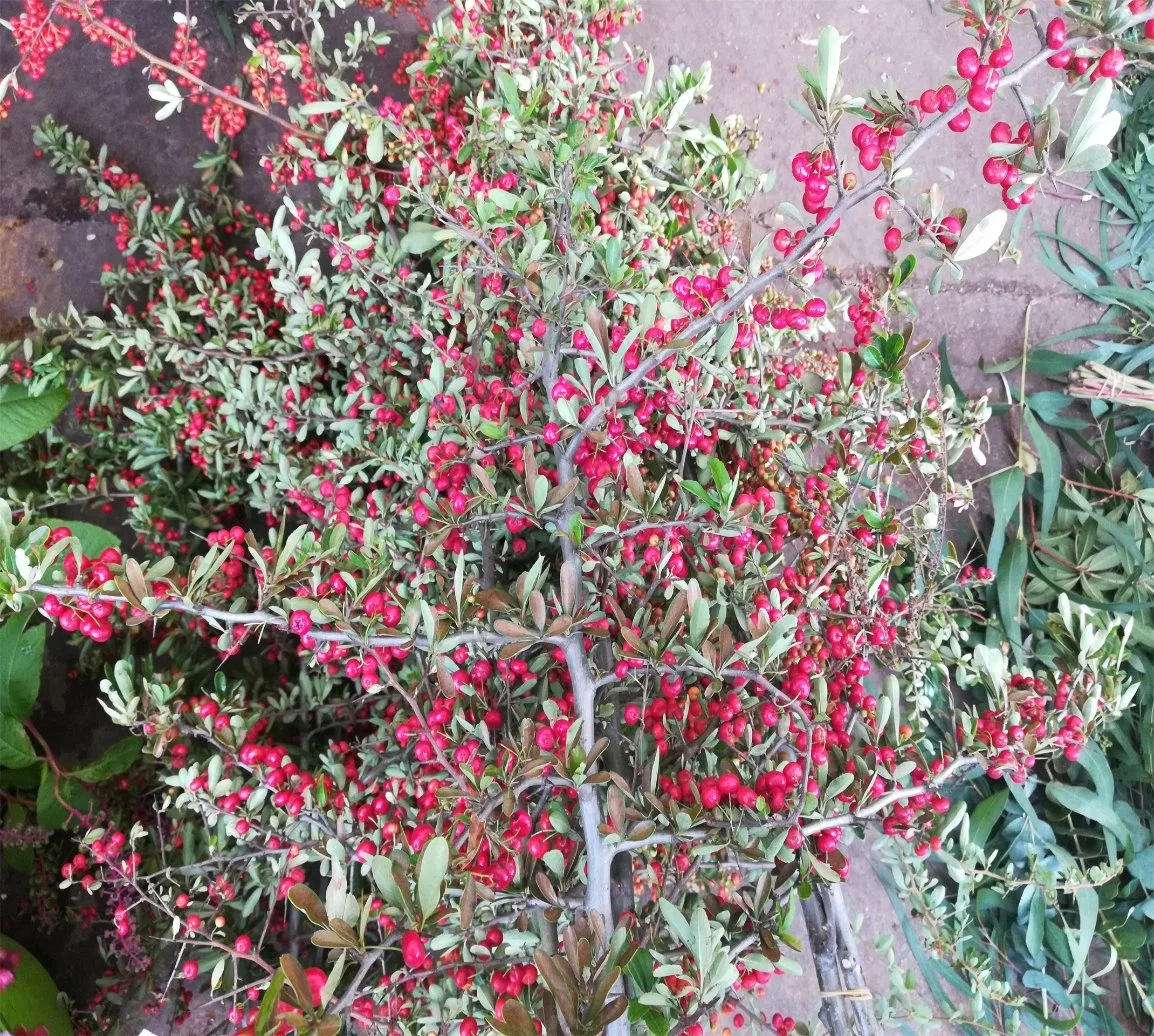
1065;79;1112;161
952;210;1007;263
817;26;841;106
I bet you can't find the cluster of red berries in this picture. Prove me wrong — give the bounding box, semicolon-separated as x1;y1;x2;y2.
38;528;122;642
966;670;1091;782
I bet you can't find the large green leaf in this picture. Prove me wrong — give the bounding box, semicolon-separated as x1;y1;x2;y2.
0;935;73;1036
36;763;91;830
73;737;141;782
987;467;1024;575
0;610;43;720
967;789;1008;850
41;519;121;559
0;715;36;768
0;385;70;451
1022;408;1062;536
417;835;449;921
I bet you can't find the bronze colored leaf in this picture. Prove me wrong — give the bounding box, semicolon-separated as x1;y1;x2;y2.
476;588;515;613
125;557;148;601
586;737;609;766
533;952;580;1030
588;964;620;1016
590;995;629;1030
529;590;547;631
545;615;574;637
314;1016;342;1036
470;462;497;496
495;998;536;1036
545;477;580;508
659;591;687;643
625;821;656;842
288;885;329;927
535;871;559;904
625;463;645;505
279;955;313;1015
619;626;646;653
607;785;626;835
587;307;608;350
113;575;142;610
328;918;361;948
498;641;533;659
311;930;355;949
436;666;456;697
460;875;477;929
494;619;535;639
560;560;578;614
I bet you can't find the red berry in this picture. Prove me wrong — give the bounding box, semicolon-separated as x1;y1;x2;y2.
182;960;199;981
956;47;981;79
967;85;994;113
989;40;1013;69
883;227;902;252
1046;17;1067;49
1098;48;1125;78
873;196;891;220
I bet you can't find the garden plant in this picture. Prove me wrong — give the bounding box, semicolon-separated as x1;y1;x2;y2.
0;0;1151;1034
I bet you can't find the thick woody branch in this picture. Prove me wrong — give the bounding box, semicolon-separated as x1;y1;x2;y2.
802;884;879;1036
29;583;541;653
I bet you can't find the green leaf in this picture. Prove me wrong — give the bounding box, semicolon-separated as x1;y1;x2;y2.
1022;409;1061;536
2;802;34;873
953;209;1007;263
0;610;43;720
1068;886;1097;980
36;764;91;830
0;715;36;768
938;335;965;399
41;519;120;559
1065;79;1113;164
400;222;450;255
861;345;885;370
625;948;657;993
893;253;916;289
967;789;1008;850
366;122;384;164
416;835;449;922
816;26;840;106
255;970;287;1036
1045;782;1130;844
997;537;1027;655
628;1001;670;1035
1025;887;1045;957
323;118;348;156
494;68;522;117
0;935;73;1036
1129;845;1154;888
0;385;70;451
72;737;141;782
987;467;1024;575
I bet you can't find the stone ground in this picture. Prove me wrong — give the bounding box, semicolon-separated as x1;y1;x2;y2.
0;0;1126;1032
